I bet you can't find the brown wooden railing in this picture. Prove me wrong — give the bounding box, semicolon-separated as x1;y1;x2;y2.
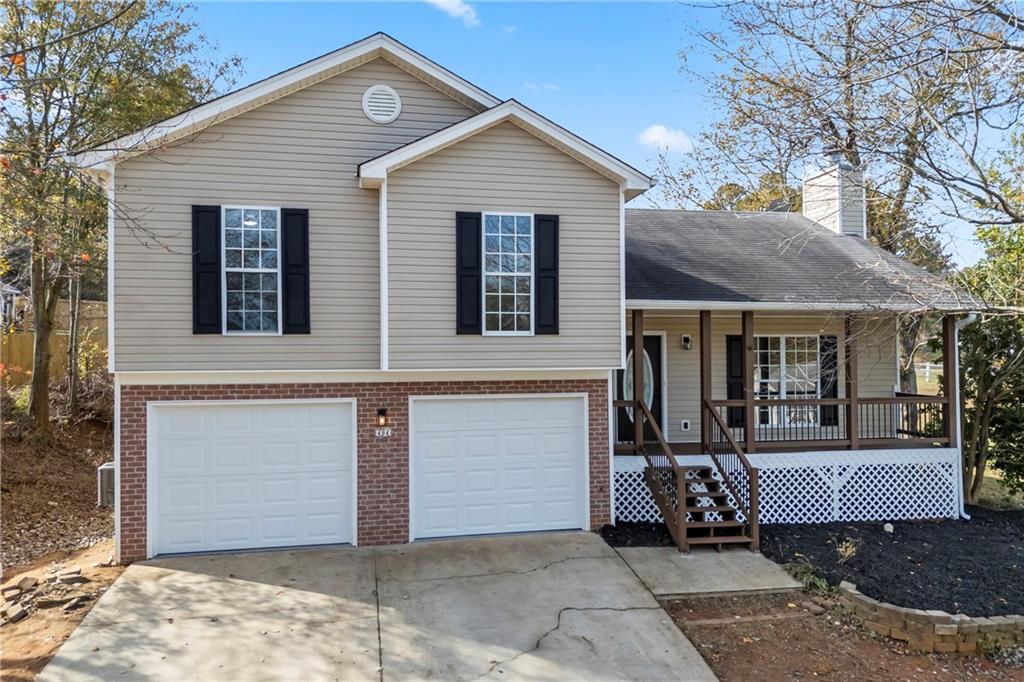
708;394;950;450
702;399;759;550
613;398;689;550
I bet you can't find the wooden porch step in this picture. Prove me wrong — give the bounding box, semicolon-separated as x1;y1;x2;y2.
686;520;745;529
685;477;722;485
686;535;753;546
685;490;728;499
684;505;734;513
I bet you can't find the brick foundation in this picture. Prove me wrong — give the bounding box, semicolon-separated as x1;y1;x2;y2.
119;379;610;563
840;582;1024;653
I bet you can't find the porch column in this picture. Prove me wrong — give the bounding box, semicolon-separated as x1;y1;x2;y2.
699;310;712;447
845;315;860;449
942;314;957;445
632;308;645;452
742;310;756;453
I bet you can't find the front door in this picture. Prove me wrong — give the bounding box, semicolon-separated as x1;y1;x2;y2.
615;334;664;443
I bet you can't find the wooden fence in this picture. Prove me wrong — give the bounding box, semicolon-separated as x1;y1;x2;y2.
2;328;108;388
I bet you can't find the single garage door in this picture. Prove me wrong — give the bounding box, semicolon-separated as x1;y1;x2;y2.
150;400;355;556
411;395;588;539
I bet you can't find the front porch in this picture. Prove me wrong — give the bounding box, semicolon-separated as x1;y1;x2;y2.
612;307;963;552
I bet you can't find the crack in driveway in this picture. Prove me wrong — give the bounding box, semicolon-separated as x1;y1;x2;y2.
385;554;619;585
471;605;665;680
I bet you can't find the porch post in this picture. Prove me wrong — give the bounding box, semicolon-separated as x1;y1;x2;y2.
845;315;860;450
942;314;957;445
699;310;712;447
632;308;645;452
742;310;756;453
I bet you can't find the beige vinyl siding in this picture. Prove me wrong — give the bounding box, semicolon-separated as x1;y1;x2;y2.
626;312;898;443
113;59;476;371
387;122;621;369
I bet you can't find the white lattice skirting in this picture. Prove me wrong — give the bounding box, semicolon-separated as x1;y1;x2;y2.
614;448;962;525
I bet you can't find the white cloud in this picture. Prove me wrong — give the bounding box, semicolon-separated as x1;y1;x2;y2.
637;124;694;154
524;82;560;92
502;25;517;33
423;0;480;27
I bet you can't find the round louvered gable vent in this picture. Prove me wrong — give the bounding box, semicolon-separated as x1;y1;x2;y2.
362;84;401;124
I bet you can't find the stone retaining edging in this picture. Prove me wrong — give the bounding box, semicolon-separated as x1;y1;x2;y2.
838;581;1024;654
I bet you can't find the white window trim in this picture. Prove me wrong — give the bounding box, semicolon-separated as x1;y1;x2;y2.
221;205;284;336
754;334;823;427
481;211;535;337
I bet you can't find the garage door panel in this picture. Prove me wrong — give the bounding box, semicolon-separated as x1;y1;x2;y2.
151;402;354;556
412;396;587;540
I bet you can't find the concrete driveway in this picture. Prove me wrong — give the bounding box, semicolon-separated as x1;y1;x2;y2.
39;532;716;681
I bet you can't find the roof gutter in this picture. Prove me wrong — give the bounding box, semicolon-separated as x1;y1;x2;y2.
625;299;977;313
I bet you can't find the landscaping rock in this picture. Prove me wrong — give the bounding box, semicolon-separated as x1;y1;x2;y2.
1;587;21;601
16;576;38;591
57;572;87;585
35;593;77;609
62;597;82;611
5;603;27;623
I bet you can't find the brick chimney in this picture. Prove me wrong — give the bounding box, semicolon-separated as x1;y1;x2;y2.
802;158;867;238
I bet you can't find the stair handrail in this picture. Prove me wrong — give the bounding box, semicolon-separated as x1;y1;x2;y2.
702;398;760;550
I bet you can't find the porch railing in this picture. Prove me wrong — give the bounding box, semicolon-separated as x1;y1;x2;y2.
702;399;759;550
613;398;689;550
709;393;950;450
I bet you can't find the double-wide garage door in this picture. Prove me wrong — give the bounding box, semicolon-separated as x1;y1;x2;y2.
411;396;588;539
150;401;355;556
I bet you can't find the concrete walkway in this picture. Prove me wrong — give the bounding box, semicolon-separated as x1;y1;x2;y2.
617;546;801;597
40;533;717;681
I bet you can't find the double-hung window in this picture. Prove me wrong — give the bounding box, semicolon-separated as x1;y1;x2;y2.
222;206;281;334
754;335;821;425
483;213;533;334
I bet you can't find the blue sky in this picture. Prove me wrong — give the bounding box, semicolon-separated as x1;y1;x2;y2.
190;1;982;265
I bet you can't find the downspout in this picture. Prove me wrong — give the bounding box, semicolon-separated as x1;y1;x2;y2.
954;313;979;519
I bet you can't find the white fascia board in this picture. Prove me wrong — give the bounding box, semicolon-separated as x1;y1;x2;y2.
626;299;975;313
114;368;612;385
358;100;654;196
71;33;501;169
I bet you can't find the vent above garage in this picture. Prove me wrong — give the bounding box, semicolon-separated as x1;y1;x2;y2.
362;84;402;124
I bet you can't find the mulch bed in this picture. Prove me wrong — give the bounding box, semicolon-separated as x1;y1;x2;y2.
599;522;675;547
602;511;1024;617
760;507;1024;617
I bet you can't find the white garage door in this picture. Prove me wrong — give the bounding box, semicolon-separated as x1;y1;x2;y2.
411;395;588;539
150;401;355;556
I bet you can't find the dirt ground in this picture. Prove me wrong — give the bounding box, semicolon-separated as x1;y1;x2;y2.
666;592;1024;682
1;420;114;568
0;539;123;681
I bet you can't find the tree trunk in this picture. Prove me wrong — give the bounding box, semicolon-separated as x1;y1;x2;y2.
899;317;921;393
67;272;81;417
28;253;51;434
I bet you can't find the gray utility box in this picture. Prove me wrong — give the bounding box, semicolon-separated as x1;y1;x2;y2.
97;461;115;507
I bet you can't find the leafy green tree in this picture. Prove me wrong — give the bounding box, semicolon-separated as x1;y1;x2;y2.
958;219;1024;503
0;1;239;435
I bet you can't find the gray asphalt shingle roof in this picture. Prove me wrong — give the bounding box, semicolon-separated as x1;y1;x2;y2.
625;209;972;310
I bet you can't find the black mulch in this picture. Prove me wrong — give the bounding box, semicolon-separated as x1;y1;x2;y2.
760;506;1024;617
600;522;675;547
601;508;1024;617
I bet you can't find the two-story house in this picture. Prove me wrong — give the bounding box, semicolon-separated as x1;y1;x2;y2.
75;34;974;562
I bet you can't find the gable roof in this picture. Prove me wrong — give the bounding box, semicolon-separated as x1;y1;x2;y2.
625;208;977;312
72;33;501;171
358;100;654;199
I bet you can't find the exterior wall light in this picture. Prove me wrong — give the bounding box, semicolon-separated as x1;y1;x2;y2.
377;408;389;427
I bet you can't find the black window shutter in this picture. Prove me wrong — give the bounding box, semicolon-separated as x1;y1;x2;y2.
725;335;745;428
534;214;559;334
819;335;839;425
192;205;222;334
281;208;311;334
455;212;482;334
